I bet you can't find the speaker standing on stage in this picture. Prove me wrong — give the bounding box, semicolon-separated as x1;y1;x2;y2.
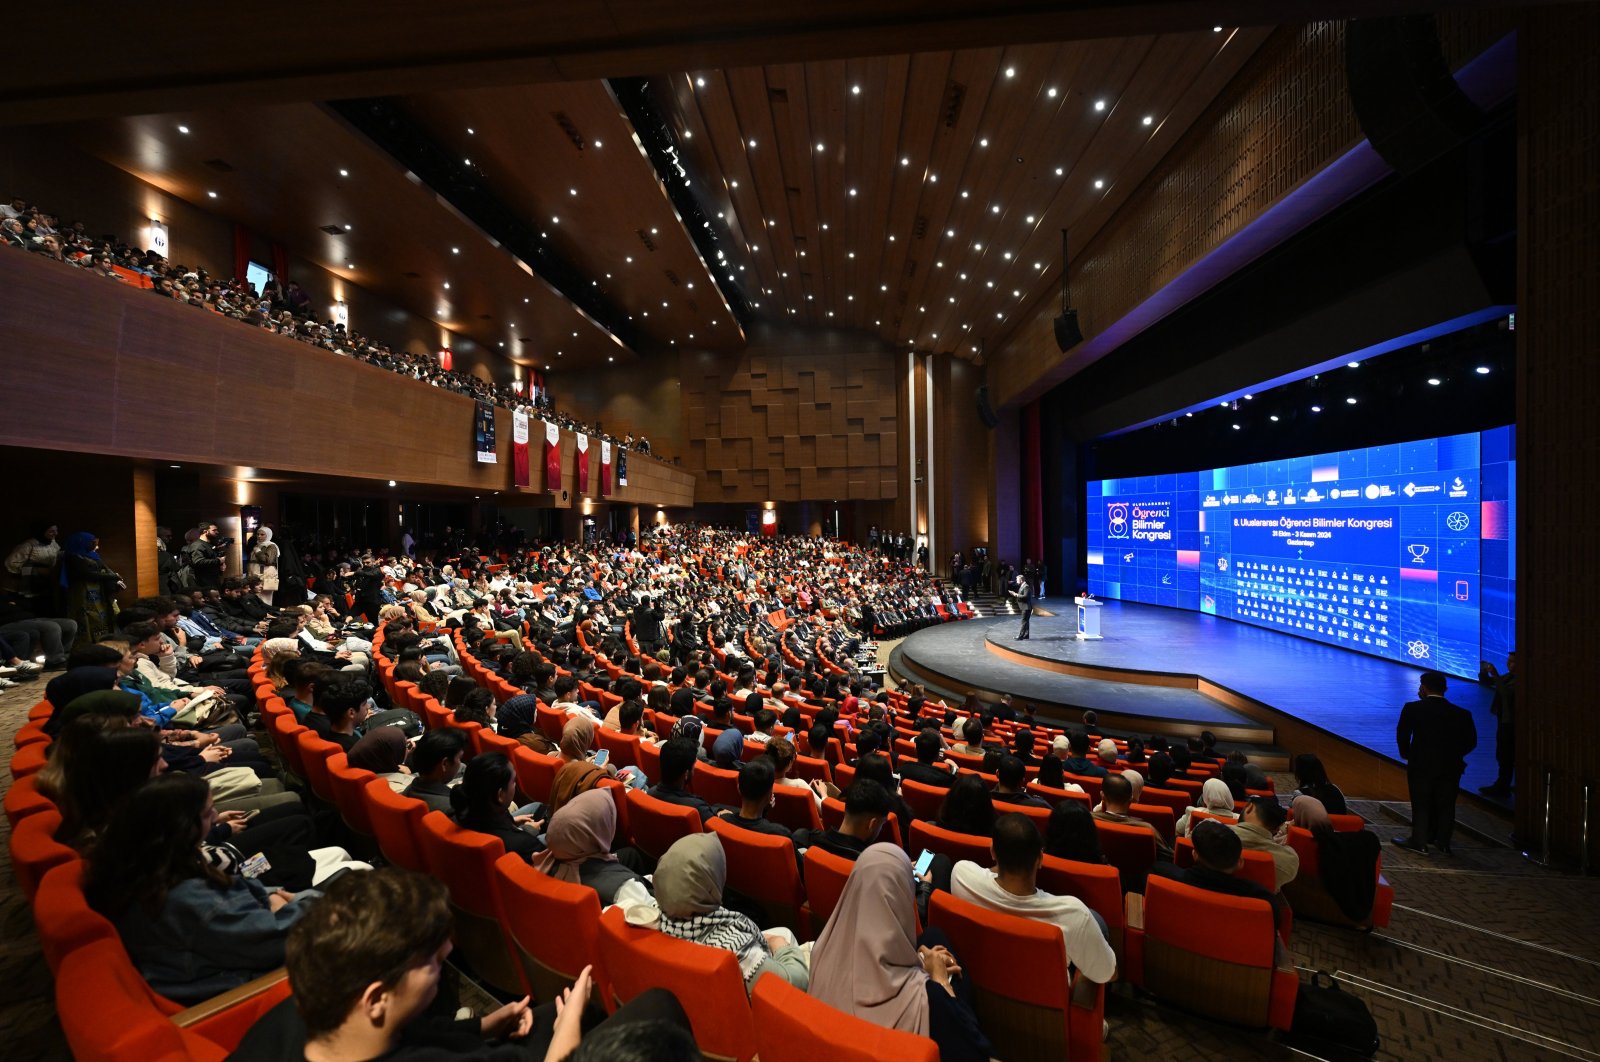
1010;573;1035;641
1393;670;1477;855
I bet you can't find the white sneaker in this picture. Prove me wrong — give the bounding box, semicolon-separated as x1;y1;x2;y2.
13;660;43;674
0;677;17;690
0;665;17;676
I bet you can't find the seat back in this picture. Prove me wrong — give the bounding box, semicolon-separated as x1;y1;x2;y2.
706;817;807;936
929;890;1099;1062
1027;781;1093;810
595;907;757;1062
1061;772;1103;804
899;778;950;821
768;783;822;832
625;788;703;860
4;772;54;826
1139;785;1193;817
9;739;48;779
32;860;115;974
1173;837;1279;893
819;797;903;847
326;754;378;839
1095;819;1158;892
511;746;562;804
294;730;340;803
55;938;200;1061
493;852;605;1003
362;777;428;872
1128;802;1177;845
1038;854;1126;959
635;737;664;781
693;761;743;808
790;753;832;784
750;974;938;1062
909;819;992;865
1137;875;1294;1029
536;703;569;742
801;845;856;937
594;727;640;768
414;811;527;996
269;713;307;779
9;806;77;901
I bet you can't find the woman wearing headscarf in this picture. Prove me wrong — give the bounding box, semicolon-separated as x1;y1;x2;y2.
60;531;123;647
1289;793;1333;836
711;726;744;769
346;725;411;785
650;833;808;993
529;789;649;906
247;526;280;605
809;843;992;1061
1177;777;1242;837
546;715;615;816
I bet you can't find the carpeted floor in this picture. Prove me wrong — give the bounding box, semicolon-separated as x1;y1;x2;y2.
4;679;1597;1061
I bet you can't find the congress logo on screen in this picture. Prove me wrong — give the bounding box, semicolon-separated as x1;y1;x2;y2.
1107;503;1130;539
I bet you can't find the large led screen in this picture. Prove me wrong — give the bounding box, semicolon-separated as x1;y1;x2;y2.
1086;427;1515;678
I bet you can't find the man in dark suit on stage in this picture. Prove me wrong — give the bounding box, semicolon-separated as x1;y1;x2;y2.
1393;670;1477;854
1011;572;1034;640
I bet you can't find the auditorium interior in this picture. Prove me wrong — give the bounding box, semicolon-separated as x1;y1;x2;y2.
2;2;1597;1060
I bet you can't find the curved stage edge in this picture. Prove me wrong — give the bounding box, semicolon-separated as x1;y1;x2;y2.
890;601;1501;803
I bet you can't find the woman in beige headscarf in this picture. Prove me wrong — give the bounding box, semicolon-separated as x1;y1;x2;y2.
529;788;649;906
545;715;615;816
1176;777;1241;837
809;843;992;1059
246;526;279;604
1288;794;1333;838
652;832;808;993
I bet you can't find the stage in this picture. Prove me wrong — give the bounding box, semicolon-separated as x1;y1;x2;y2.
890;599;1502;793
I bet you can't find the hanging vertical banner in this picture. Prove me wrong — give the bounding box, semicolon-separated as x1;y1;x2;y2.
600;440;613;497
511;410;530;488
617;449;629;488
474;401;497;464
576;434;590;495
545;420;561;493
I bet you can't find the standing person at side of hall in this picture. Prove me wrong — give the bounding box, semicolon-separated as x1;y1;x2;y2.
1478;651;1516;801
1393;670;1478;854
1010;572;1034;641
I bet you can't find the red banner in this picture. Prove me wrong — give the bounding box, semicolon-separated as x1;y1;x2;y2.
544;420;560;493
511;410;530;488
576;434;590;495
600;440;612;497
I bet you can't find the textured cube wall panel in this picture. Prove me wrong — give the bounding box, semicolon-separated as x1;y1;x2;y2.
680;341;899;503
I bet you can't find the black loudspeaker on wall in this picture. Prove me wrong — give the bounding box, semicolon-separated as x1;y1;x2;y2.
974;385;998;430
1344;15;1484;176
1054;309;1083;352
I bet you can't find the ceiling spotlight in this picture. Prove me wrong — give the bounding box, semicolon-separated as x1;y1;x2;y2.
684;130;692;139
1346;397;1358;405
1232;423;1241;430
1427;377;1442;386
346;262;355;269
1004;67;1016;78
625;256;633;263
1214;25;1223;32
1475;365;1491;375
388;480;397;487
569;187;578;195
852;84;861;95
207;191;217;198
815;142;825;151
343;224;351;231
848;251;856;258
593;140;602;148
961;190;970;199
881;284;888;292
451;247;460;254
1024;215;1035;224
338;168;348;177
1270;415;1280;422
177;124;190;134
695;77;706;87
1094;99;1107;111
463;158;471;165
1347;361;1361;368
979;138;989;148
467;127;475;134
748;138;757;148
443;282;450;289
524;297;529;303
901;157;910;166
1054;167;1064;176
1047;87;1058;98
1094;179;1105;189
1142;115;1154;126
991;205;1000;214
928;173;938;183
849;188;858;196
1311;405;1323;413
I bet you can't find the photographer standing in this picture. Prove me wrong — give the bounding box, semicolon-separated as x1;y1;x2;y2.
184;523;231;590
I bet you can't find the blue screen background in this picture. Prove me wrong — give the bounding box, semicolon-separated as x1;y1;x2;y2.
1086;426;1516;678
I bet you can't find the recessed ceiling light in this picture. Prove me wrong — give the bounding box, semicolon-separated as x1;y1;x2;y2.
389;480;397;487
974;242;983;250
177;124;190;134
815;142;825;151
1034;262;1043;269
1055;167;1064;176
443;282;451;289
881;284;888;292
1214;25;1223;32
498;342;505;348
625;256;633;263
338;168;348;177
959;272;968;280
609;357;614;362
1143;115;1154;126
848;188;857;196
979;138;989;148
961;190;969;198
1024;215;1034;224
949;296;956;303
343;224;352;231
946;229;955;237
929;174;938;183
848;295;854;301
467;127;475;134
452;247;460;254
464;158;471;165
730;180;738;188
1311;404;1323;413
684;130;692;139
991;205;1000;214
1094;179;1105;189
1232;423;1241;430
695;77;706;87
207;191;217;198
935;260;943;268
848;251;856;258
569;188;578;195
1047;87;1058;98
1003;252;1013;260
1346;397;1358;404
1094;99;1107;111
888;235;896;241
748;138;757;148
1270;414;1280;422
852;85;861;95
1427;377;1442;386
345;262;354;269
901;157;910;166
593;140;602;148
1476;365;1491;374
1004;67;1016;78
1347;361;1361;368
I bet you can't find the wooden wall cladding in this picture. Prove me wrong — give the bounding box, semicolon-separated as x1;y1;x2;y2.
679;332;899;503
0;250;694;508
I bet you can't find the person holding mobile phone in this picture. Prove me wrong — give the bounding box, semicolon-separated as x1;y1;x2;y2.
546;715;616;817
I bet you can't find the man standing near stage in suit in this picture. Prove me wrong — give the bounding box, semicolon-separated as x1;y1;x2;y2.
1478;651;1516;800
1393;670;1477;854
1011;572;1034;641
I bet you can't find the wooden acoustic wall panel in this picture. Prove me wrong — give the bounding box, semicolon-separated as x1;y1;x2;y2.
679;331;898;503
1515;5;1600;862
0;251;694;508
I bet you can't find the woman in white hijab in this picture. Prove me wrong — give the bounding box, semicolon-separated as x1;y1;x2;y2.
1176;777;1242;837
648;832;809;994
246;526;279;604
809;843;993;1061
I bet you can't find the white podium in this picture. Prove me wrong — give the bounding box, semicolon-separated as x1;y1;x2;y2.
1075;596;1104;640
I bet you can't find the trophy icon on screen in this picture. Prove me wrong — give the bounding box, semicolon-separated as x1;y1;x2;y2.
1406;544;1430;564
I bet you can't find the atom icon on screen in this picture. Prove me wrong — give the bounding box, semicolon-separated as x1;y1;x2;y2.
1406;639;1431;659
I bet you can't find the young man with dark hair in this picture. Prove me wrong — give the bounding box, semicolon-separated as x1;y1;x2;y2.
1151;820;1290;966
1060;730;1107;779
1230;795;1299;889
647;737;721;821
992;755;1049;808
898;728;957;789
951;813;1116;985
1394;669;1477;854
403;729;468;813
745;707;778;746
722;756;792;837
796;779;894;860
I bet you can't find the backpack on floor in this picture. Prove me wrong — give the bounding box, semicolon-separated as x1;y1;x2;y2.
1287;971;1379;1059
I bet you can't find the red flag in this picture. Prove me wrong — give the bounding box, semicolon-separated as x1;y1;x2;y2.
511;410;530;488
600;440;612;497
544;420;560;492
576;434;590;495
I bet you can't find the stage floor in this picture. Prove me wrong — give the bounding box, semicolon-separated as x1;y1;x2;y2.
896;600;1501;791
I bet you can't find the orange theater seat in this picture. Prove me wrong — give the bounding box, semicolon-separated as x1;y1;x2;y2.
325;754;378;844
707;816;808;937
1027;781;1093;810
595;906;758;1062
493;852;606;1003
693;761;743;808
55;938;211;1062
819;797;903;848
1095;819;1158;893
750;974;938;1062
31;860;114;974
4;773;54;826
1128;802;1177;846
511;746;562;804
415;811;529;997
801;845;856;937
1038;855;1127;966
624;788;702;861
899;778;951;822
10;806;78;901
362;777;429;873
595;727;640;768
1283;825;1394;929
767;783;822;833
928;890;1105;1062
294;730;341;803
9;739;48;779
909;819;992;866
1126;875;1297;1030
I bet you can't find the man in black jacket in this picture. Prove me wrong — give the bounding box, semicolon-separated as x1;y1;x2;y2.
183;523;229;590
632;595;665;657
898;728;957;789
1393;670;1477;854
